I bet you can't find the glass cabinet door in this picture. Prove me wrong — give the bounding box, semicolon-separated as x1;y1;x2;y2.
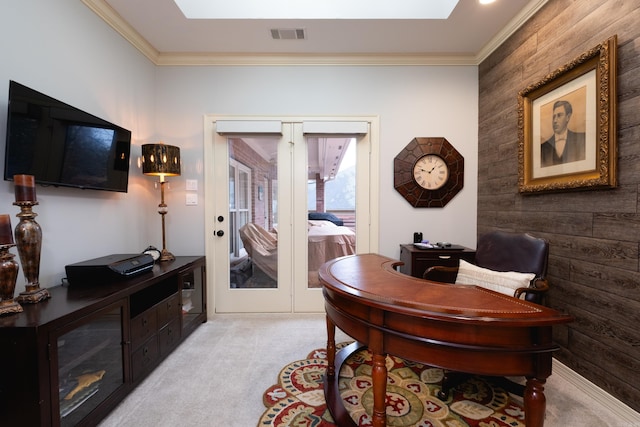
180;265;205;332
52;299;126;427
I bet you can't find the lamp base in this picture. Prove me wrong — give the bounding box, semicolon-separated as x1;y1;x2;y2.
159;249;175;262
0;299;23;316
17;286;50;304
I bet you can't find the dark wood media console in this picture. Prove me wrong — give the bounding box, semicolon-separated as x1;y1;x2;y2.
0;256;206;427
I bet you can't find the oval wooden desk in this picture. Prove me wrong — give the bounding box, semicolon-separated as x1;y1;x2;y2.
320;253;573;427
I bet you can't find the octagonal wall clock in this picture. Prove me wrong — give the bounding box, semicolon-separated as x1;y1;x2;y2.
394;137;464;208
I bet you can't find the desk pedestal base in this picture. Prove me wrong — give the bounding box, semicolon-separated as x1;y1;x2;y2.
323;341;361;427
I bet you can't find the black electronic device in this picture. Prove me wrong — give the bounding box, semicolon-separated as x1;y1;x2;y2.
65;254;154;286
4;80;132;193
413;242;466;250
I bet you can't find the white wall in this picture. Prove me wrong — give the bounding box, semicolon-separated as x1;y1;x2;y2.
153;65;478;259
0;0;479;293
0;0;157;291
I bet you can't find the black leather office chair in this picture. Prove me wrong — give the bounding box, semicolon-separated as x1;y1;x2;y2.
422;230;550;398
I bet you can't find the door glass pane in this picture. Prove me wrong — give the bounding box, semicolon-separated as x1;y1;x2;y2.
271;179;278;229
229;164;237;257
181;265;204;330
229;137;278;289
307;137;357;288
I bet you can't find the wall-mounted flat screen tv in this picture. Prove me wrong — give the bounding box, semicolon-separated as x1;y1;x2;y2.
4;80;131;193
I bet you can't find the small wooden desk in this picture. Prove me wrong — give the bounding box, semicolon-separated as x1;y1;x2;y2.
320;254;572;427
399;243;476;278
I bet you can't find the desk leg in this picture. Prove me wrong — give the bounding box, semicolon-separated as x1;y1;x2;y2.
326;314;336;378
371;353;387;427
524;377;546;427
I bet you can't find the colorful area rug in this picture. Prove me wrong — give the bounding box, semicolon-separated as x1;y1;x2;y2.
258;343;525;427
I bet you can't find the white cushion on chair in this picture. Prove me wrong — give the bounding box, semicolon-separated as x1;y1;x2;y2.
454;259;535;296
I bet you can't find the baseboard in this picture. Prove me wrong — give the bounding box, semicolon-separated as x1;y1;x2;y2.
553;359;640;423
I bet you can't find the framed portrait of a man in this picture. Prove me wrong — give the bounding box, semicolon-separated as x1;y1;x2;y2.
518;35;617;194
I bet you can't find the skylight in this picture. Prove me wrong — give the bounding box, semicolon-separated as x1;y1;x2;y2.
173;0;460;20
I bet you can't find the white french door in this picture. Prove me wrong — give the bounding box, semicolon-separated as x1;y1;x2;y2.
204;116;379;314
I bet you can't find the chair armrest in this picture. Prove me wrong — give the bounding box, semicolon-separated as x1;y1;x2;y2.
514;278;549;303
423;266;458;283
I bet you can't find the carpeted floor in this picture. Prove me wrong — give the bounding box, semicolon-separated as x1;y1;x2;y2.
99;313;637;427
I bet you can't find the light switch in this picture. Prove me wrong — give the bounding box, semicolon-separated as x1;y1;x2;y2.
186;179;198;191
185;193;198;205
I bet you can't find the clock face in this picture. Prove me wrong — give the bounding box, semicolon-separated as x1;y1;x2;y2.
393;137;464;208
413;154;449;190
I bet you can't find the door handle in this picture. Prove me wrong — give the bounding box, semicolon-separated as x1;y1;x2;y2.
214;215;224;237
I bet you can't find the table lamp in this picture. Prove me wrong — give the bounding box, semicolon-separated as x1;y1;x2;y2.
141;143;181;262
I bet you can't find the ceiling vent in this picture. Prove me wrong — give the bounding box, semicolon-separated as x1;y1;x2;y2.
270;28;306;40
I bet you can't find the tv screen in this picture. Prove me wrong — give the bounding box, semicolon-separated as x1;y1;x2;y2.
4;81;131;192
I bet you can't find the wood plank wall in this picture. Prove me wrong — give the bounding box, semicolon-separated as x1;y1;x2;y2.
477;0;640;411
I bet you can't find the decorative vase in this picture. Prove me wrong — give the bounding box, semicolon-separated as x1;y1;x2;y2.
14;202;50;303
0;245;22;315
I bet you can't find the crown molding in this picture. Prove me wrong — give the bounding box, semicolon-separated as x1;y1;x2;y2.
475;0;548;64
83;0;547;67
81;0;160;64
155;52;478;66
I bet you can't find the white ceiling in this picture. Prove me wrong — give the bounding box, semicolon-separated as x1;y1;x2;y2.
83;0;547;65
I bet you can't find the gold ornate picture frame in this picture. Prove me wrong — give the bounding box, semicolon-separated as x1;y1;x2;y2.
518;35;617;194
